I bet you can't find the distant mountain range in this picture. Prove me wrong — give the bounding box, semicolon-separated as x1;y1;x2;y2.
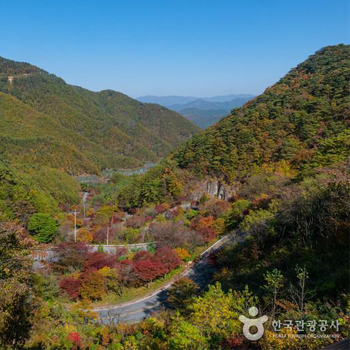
137;94;255;128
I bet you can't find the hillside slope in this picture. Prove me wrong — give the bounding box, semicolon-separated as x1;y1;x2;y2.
172;44;350;182
0;57;200;174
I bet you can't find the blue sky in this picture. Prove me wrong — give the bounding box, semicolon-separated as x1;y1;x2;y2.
1;0;349;97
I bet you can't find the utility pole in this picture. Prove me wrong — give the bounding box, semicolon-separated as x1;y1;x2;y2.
74;210;77;242
82;192;88;218
106;214;113;246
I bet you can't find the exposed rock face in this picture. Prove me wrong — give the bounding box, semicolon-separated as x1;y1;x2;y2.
205;178;236;200
190;178;238;201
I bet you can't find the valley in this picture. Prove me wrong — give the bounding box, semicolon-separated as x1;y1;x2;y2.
0;44;349;350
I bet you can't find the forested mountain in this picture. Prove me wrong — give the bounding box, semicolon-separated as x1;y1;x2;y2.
0;57;200;174
1;45;349;350
172;44;350;181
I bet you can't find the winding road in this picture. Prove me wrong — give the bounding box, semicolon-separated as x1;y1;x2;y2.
95;235;231;323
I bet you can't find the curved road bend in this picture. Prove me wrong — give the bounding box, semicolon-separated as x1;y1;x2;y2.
96;235;232;323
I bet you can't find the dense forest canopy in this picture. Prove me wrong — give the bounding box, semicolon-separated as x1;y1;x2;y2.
0;56;200;174
172;44;350;182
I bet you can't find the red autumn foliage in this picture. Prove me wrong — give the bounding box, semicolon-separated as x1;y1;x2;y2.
222;335;250;349
133;259;165;283
117;259;134;285
120;258;133;265
68;332;81;349
53;242;91;272
190;216;217;242
251;195;272;210
133;250;152;262
60;276;81;300
154;247;181;273
198;226;217;242
83;252;118;271
155;203;170;214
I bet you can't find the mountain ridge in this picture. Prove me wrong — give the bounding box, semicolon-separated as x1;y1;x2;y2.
0;56;200;174
171;44;350;181
137;94;254;106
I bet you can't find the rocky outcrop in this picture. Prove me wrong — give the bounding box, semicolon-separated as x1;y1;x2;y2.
205;178;237;200
190;177;238;201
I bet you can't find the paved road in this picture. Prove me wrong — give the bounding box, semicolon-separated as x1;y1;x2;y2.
95;235;231;323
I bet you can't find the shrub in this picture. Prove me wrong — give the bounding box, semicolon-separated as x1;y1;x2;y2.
225;200;251;231
133;250;152;262
83;252;118;271
53;242;91;272
77;228;93;243
92;226;107;244
212;218;226;235
80;270;106;300
116;247;127;257
198;226;217;242
60;277;81;300
28;213;58;243
98;266;120;294
133;259;165;284
154;247;181;273
155;203;170;214
191;216;217;242
174;247;190;261
167;277;199;313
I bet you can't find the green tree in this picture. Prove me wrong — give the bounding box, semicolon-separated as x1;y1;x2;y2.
28;213;58;243
262;268;284;317
225;199;250;230
289;265;310;315
0;223;34;349
168;314;207;350
167;277;199;315
190;283;237;340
